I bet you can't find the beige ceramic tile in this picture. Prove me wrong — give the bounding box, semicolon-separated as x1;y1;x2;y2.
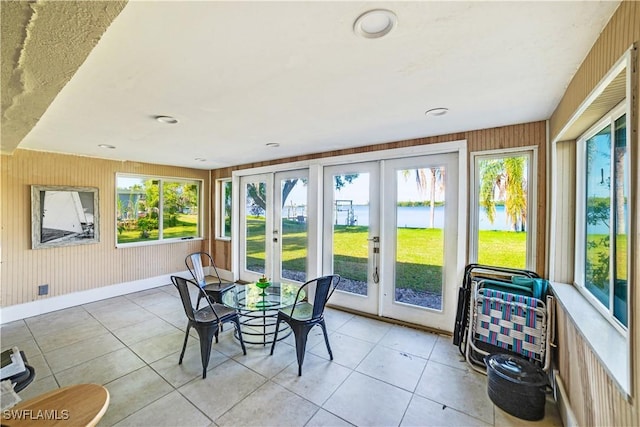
323;307;355;331
305;409;354;427
430;334;469;370
101;366;173;426
33;319;109;352
128;330;189;364
401;395;490;427
355;345;427;392
82;296;131;313
309;332;375;370
0;321;33;347
178;359;266;421
323;371;412;426
55;347;145;387
111;316;180;347
273;352;351;405
336;316;392;344
91;305;156;331
233;342;296;379
25;306;93;335
43;332;124;373
415;360;495;425
215;381;318;427
113;390;211;427
380;324;438;359
150;345;228;387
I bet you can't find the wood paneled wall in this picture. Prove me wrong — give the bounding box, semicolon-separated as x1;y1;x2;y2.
1;149;209;307
548;1;640;423
556;306;639;425
211;121;547;274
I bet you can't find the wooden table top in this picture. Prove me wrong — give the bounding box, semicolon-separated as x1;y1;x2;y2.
2;383;109;427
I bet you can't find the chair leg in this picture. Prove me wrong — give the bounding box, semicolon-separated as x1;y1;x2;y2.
232;317;247;355
179;324;191;364
270;317;282;355
319;320;333;360
195;293;203;310
194;324;217;379
293;324;313;376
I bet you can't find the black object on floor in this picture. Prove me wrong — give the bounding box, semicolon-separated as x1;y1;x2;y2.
486;353;547;421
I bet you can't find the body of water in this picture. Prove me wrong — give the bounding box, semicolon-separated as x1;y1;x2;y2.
335;205;517;231
285;203;623;232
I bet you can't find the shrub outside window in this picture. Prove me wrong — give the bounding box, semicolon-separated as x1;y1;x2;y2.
576;103;628;328
116;174;202;245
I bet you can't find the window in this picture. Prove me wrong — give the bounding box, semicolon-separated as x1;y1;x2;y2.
576;103;628;328
116;174;202;246
216;179;232;240
470;149;536;270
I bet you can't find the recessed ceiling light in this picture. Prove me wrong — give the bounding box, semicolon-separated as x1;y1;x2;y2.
354;9;397;39
266;143;280;148
194;157;206;162
425;108;449;117
98;144;116;149
155;115;178;124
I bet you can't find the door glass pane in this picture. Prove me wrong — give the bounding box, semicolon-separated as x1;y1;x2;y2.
280;177;307;282
332;173;368;296
395;168;444;310
613;115;627;326
477;156;528;269
585;124;611;307
245;180;266;274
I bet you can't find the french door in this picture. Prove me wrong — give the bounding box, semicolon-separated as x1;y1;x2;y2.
237;147;464;331
239;170;309;284
380;154;460;330
323;162;380;314
322;154;461;329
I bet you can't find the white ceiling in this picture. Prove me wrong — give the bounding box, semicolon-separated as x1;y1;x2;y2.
17;1;620;170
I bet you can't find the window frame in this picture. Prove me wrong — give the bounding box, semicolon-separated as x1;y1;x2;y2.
574;101;629;333
469;146;538;271
215;178;232;241
115;173;204;247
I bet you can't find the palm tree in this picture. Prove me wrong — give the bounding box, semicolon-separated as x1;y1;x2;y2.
479;156;527;231
401;167;445;228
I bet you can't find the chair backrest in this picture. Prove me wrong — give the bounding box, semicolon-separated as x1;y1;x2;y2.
172;276;198;322
185;252;221;287
293;275;340;319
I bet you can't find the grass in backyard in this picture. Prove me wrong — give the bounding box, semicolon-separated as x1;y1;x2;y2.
245;217;529;291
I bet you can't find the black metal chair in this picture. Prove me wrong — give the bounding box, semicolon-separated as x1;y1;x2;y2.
171;276;246;379
270;275;340;376
185;252;234;306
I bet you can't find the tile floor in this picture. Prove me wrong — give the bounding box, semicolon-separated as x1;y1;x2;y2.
1;284;562;426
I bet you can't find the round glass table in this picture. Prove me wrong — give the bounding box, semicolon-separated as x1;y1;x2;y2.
222;282;304;345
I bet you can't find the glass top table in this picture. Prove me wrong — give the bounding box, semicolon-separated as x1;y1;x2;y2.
222;282;305;345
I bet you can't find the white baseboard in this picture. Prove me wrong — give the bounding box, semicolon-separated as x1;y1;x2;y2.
553;370;578;427
0;271;192;324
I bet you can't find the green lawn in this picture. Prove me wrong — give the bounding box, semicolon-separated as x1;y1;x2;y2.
244;217;528;292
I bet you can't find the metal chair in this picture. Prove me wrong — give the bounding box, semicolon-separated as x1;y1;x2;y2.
270;275;340;376
171;276;246;378
185;252;234;306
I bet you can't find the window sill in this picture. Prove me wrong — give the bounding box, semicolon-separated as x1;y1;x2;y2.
550;282;630;397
